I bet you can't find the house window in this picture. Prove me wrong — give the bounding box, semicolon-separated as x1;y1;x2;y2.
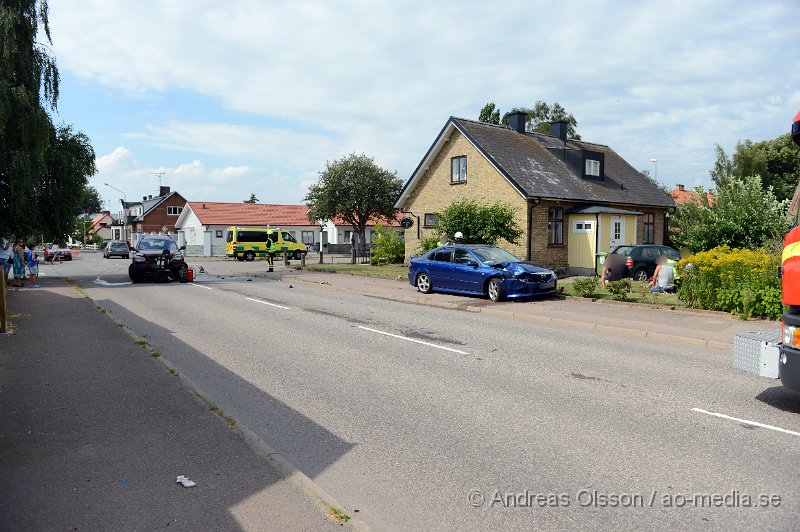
424;213;438;227
215;230;223;238
451;156;467;184
643;213;655;244
573;221;593;233
548;208;564;245
585;159;600;177
167;206;183;216
301;231;314;244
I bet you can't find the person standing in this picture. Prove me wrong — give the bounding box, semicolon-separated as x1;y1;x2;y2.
12;238;26;287
26;243;40;288
0;232;12;285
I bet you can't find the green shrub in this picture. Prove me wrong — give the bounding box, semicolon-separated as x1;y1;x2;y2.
572;277;599;297
605;279;631;301
370;223;405;265
416;235;441;256
677;245;784;319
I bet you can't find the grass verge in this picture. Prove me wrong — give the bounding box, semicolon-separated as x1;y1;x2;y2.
558;277;684;307
294;262;408;281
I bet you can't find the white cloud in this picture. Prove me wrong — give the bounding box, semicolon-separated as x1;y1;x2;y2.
52;0;800;197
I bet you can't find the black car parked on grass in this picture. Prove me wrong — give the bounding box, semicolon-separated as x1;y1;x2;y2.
609;244;680;281
128;235;188;283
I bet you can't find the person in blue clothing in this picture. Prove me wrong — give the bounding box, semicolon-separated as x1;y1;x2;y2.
12;238;26;287
26;243;40;287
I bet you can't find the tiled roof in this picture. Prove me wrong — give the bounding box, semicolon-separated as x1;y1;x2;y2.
452;118;676;208
187;202;315;226
670;187;715;206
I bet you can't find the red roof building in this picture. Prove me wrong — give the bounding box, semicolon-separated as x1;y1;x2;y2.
670;184;715;206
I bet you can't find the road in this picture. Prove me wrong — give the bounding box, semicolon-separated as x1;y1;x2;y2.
44;252;800;530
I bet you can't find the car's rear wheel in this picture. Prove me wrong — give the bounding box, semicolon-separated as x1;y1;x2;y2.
416;272;432;294
633;268;649;282
487;278;505;302
292;250;302;260
244;251;255;261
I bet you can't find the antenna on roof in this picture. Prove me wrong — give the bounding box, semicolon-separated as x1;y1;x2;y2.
151;171;166;187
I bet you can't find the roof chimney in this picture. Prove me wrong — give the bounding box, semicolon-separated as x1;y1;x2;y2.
677;184;685;191
143;196;147;201
550;120;568;143
148;195;153;200
159;185;171;196
507;110;527;134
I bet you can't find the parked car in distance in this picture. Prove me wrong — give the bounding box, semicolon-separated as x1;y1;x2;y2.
408;244;557;302
103;240;130;259
608;244;681;281
128;235;187;283
43;243;72;261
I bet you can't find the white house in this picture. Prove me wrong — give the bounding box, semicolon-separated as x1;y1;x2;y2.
175;202;324;256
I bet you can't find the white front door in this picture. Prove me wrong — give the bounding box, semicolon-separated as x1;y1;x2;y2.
610;216;625;248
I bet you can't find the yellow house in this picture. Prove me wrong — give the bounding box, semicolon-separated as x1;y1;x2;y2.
395;113;675;275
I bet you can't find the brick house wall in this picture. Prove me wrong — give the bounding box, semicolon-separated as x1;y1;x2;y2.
529;200;570;271
402;129;528;263
137;194;186;234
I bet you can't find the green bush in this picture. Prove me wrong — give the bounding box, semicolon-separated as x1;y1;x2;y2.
370;223;405;265
416;235;441;256
605;279;631;301
678;245;784;319
572;277;599;297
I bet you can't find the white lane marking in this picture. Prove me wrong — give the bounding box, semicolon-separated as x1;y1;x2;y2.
190;283;212;290
93;277;132;286
358;325;468;355
691;408;800;437
245;297;290;310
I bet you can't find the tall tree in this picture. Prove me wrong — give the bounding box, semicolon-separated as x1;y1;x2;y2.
478;102;500;125
78;184;102;214
0;0;60;235
305;153;402;246
243;193;258;203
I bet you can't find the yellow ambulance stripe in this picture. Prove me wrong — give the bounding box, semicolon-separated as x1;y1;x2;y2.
783;241;800;265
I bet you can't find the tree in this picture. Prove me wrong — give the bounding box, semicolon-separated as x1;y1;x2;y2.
305;153;402;245
0;0;59;236
434;199;522;245
243;193;258;203
670;175;787;252
37;125;97;240
478;102;500;125
710;136;800;202
491;101;581;139
639;168;671;196
78;184;102;214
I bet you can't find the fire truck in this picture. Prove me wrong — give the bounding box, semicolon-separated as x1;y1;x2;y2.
779;110;800;392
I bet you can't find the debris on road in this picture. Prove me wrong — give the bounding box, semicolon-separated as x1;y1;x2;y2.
176;475;196;488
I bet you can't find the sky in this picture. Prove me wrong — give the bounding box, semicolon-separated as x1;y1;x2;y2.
46;0;800;212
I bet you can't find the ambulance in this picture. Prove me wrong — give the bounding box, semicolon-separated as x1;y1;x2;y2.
225;226;307;261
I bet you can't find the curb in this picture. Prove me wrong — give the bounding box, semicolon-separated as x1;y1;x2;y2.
290;275;737;350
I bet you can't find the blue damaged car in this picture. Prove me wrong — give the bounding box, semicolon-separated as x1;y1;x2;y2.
408;245;557;302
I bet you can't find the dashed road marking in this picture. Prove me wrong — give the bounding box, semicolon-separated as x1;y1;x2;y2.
358;325;468;354
190;283;212;290
691;408;800;437
245;297;290;310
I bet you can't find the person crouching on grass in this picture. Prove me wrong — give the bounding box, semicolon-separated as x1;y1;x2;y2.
26;243;40;288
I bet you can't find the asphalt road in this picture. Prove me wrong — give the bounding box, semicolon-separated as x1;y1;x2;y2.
45;252;800;530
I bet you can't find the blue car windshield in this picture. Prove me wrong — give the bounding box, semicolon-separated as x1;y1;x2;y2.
470;247;520;265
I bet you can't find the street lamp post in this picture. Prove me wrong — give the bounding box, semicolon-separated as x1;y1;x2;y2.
650;158;658;182
104;183;127;242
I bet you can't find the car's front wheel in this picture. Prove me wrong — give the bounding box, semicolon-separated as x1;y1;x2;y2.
293;250;302;260
487;278;506;302
416;272;432;294
244;251;255;261
633;268;649;282
128;264;144;283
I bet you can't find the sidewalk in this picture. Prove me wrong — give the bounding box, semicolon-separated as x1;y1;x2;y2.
0;283;341;531
286;272;777;350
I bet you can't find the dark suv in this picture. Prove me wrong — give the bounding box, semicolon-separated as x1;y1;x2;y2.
104;240;130;259
609;244;680;281
128;235;188;283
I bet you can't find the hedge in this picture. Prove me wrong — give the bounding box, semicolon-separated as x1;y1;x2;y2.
677;246;784;319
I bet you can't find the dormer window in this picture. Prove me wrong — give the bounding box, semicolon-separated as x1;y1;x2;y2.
585;159;600;177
